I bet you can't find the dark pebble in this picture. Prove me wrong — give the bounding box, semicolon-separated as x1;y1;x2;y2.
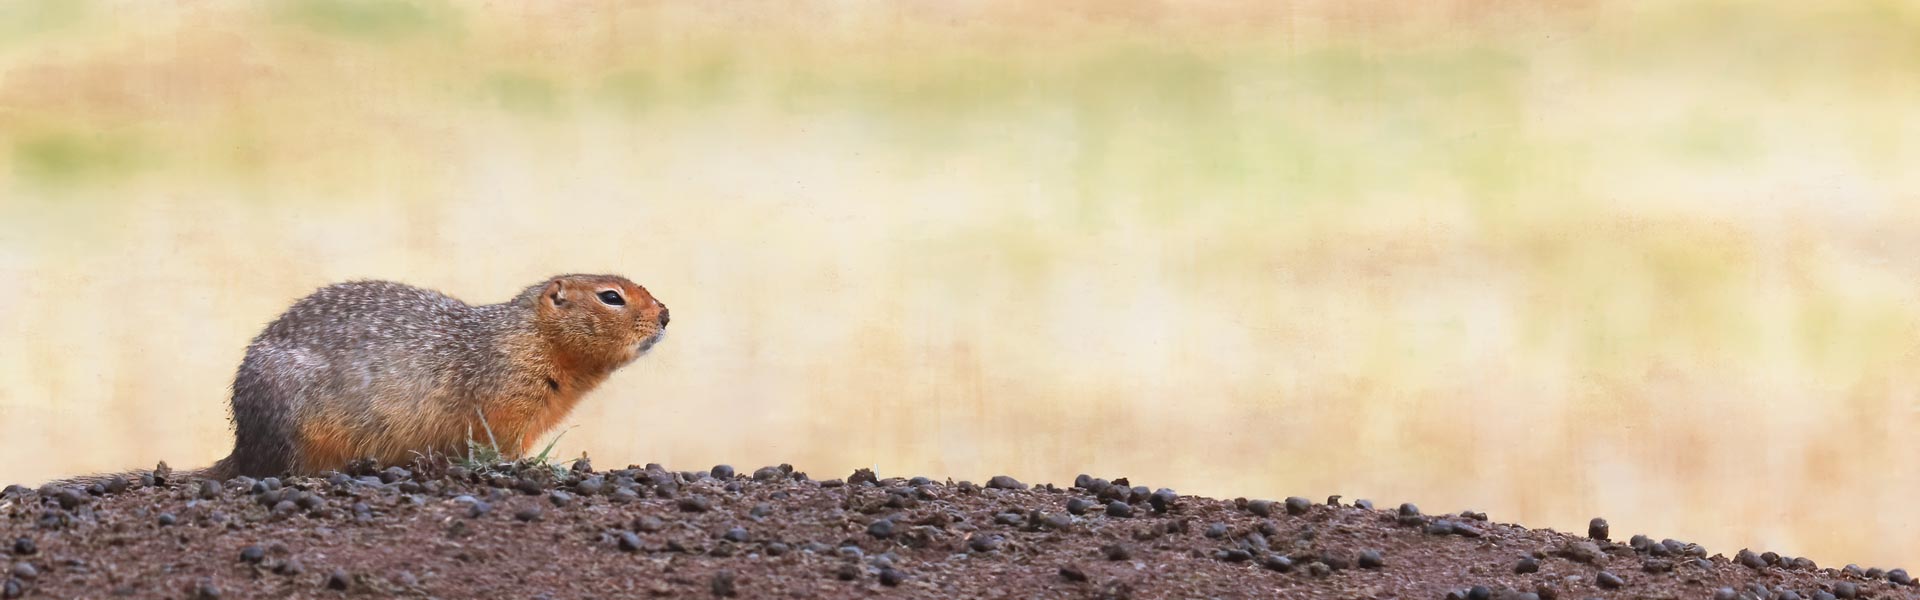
274;558;305;576
1712;588;1738;600
878;568;905;587
1791;557;1818;571
325;569;350;591
611;488;640;504
1354;499;1374;510
722;527;749;543
1307;562;1331;577
848;469;877;486
1812;592;1836;600
1149;488;1177;513
514;507;542;522
711;465;735;479
765;542;789;557
1762;551;1781;565
1105;501;1133;518
1217;549;1253;562
616;531;642;552
1891;569;1913;585
752;467;782;482
986;475;1026;490
1067;498;1093;515
867;519;895;538
967;534;1002;553
1737;549;1767;570
466;500;492;518
8;565;32;582
240;545;265;564
678;496;712;512
1284;497;1312;515
1205;523;1228;539
548;491;573;507
192;578;221;600
1426;519;1457;536
1074;474;1094;488
1778;591;1803;600
573;476;605;496
1842;564;1864;578
1596;571;1624;589
1060;566;1089;582
1630;534;1653;552
834;563;860;580
1102;544;1132;561
1358;550;1385;569
1588;518;1609;541
1040;512;1073;530
1262;553;1294;572
1515;557;1540;574
197;480;220;500
1398;503;1420;517
53;489;84;510
157;513;178;526
1467;586;1491;600
7;539;31;556
1247;499;1275;517
1834;582;1858;599
711;570;738;597
1866;567;1886;579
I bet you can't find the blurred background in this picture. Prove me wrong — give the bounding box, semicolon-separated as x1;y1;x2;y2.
4;0;1919;569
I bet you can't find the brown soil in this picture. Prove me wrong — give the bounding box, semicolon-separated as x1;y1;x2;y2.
2;460;1912;599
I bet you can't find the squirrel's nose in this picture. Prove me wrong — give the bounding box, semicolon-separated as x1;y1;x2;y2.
658;307;670;327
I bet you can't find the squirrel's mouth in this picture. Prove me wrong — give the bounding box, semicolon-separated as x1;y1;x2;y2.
634;331;664;355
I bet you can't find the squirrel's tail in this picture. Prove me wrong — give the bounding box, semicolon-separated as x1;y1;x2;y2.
40;457;241;491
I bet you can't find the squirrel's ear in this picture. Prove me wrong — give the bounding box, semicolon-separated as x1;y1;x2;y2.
543;280;568;308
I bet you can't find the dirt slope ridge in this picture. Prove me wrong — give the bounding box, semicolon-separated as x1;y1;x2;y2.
1;461;1912;599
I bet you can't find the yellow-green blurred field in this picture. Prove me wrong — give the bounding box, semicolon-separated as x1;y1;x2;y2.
4;0;1920;568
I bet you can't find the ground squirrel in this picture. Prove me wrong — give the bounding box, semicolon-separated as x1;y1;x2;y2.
53;274;667;485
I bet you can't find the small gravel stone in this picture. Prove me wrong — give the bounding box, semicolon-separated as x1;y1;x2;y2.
548;491;573;507
967;534;1001;553
1467;586;1491;600
239;546;265;564
1102;544;1131;561
1891;569;1914;585
1561;541;1605;564
1588;518;1609;541
1737;549;1767;570
722;527;749;543
1398;503;1420;517
878;568;905;587
1205;523;1228;539
711;569;738;597
1712;588;1738;600
156;513;177;526
1262;554;1294;572
1358;550;1385;569
1595;571;1624;589
9;539;33;556
710;465;735;480
1284;497;1312;515
678;496;712;512
1149;488;1177;513
986;475;1026;490
326;569;350;591
274;558;306;576
1059;566;1089;582
1515;557;1540;574
1247;499;1275;517
191;578;220;599
8;565;33;582
616;531;642;552
1834;582;1858;599
1066;498;1093;515
514;507;542;522
867;519;895;539
1104;501;1133;518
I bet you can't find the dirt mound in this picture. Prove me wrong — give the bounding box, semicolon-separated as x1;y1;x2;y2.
1;461;1912;599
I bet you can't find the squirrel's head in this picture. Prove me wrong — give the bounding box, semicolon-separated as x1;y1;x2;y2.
529;274;669;368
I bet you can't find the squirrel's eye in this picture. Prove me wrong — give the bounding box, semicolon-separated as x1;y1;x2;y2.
597;290;626;306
